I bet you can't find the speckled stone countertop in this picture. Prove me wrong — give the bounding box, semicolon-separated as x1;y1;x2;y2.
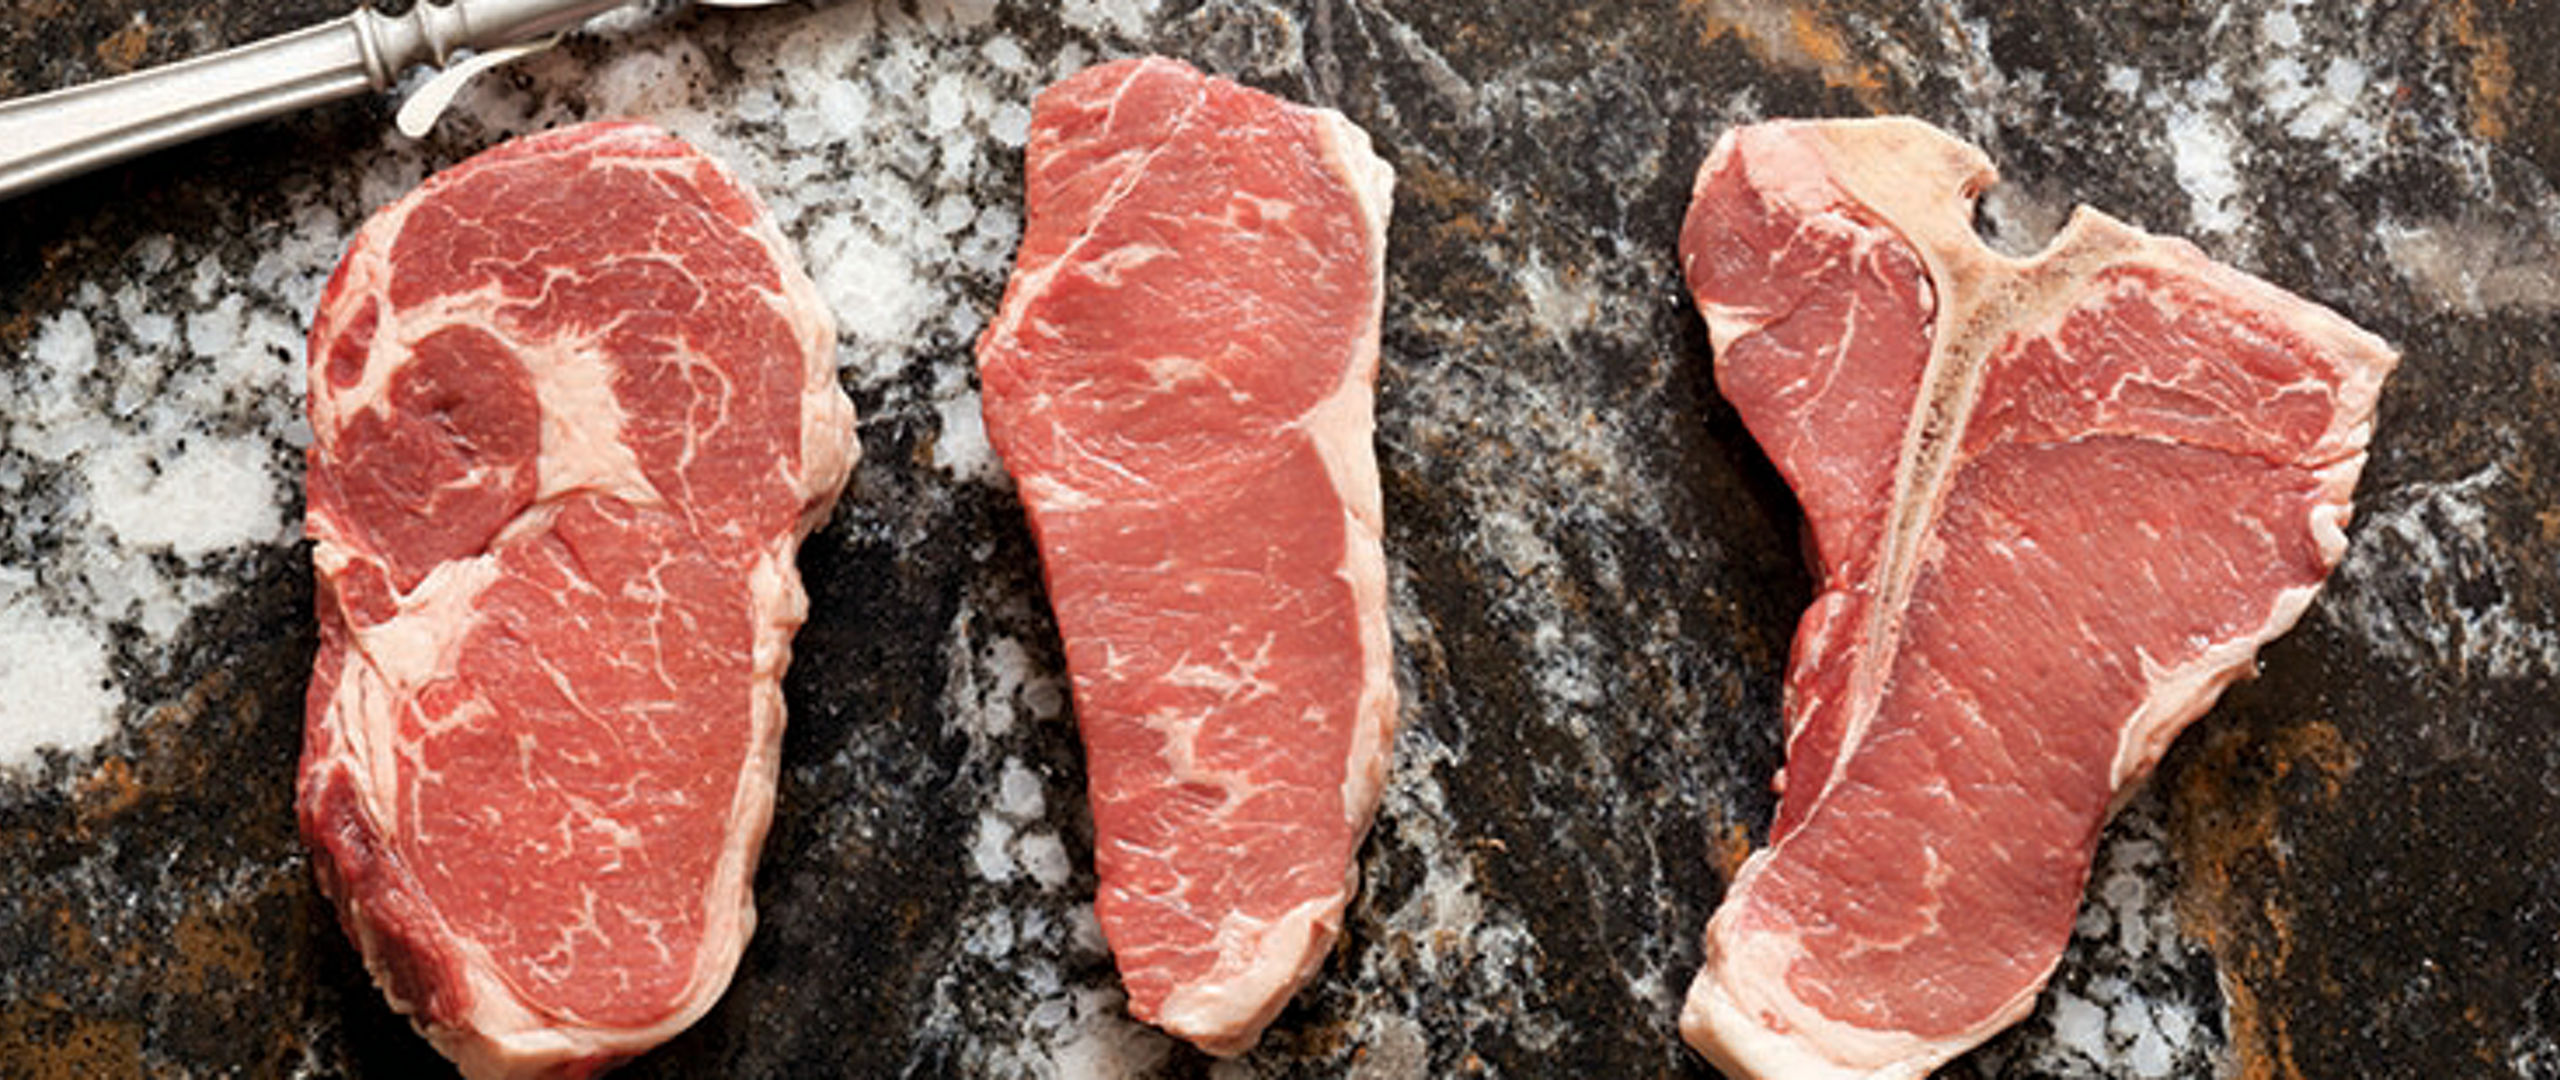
1;2;2554;1077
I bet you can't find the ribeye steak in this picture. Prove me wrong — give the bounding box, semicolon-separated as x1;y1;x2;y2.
976;57;1398;1056
299;121;856;1079
1677;118;2397;1078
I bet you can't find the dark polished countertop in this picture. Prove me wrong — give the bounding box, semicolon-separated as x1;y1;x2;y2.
2;2;2556;1077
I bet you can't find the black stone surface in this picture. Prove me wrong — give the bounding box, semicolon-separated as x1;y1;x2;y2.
1;2;2554;1078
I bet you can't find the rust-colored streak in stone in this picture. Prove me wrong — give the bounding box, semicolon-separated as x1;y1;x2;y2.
0;1004;144;1080
1401;158;1501;242
74;757;145;826
2167;721;2358;1080
1680;0;1890;107
95;16;150;75
2448;0;2516;141
48;900;145;984
170;902;267;996
1783;11;1857;85
1709;816;1754;882
130;669;245;802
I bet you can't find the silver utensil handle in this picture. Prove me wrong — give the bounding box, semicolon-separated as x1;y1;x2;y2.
0;0;632;201
0;16;380;201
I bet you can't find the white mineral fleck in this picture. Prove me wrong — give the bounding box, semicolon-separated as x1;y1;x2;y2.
2157;1000;2196;1047
0;587;121;767
2327;462;2560;679
88;440;281;559
2261;9;2302;49
808;216;929;374
971;812;1018;883
927;71;972;132
2128;1026;2175;1078
1018;832;1071;890
1058;0;1161;39
2164;104;2243;235
934;389;1000;483
997;757;1046;820
2049;992;2108;1060
2378;217;2560;316
1048;987;1172;1079
29;308;95;384
964;907;1018;958
1517;251;1602;347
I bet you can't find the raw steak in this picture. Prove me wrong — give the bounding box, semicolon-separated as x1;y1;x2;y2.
1676;118;2396;1078
298;121;855;1079
975;57;1397;1055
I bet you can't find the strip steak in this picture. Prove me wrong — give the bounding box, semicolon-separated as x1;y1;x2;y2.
975;57;1397;1056
298;121;856;1079
1676;118;2397;1078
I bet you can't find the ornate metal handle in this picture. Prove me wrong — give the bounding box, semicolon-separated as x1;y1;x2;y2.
0;0;631;201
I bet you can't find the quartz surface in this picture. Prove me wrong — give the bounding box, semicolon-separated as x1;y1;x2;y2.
1;1;2555;1077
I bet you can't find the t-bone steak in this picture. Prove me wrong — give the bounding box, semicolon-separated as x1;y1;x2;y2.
975;56;1398;1056
298;121;856;1079
1676;118;2398;1078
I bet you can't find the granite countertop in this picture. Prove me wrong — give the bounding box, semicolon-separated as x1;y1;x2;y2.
2;2;2554;1077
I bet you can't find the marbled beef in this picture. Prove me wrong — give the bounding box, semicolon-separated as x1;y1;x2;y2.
298;121;856;1079
1677;118;2396;1078
976;57;1397;1056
